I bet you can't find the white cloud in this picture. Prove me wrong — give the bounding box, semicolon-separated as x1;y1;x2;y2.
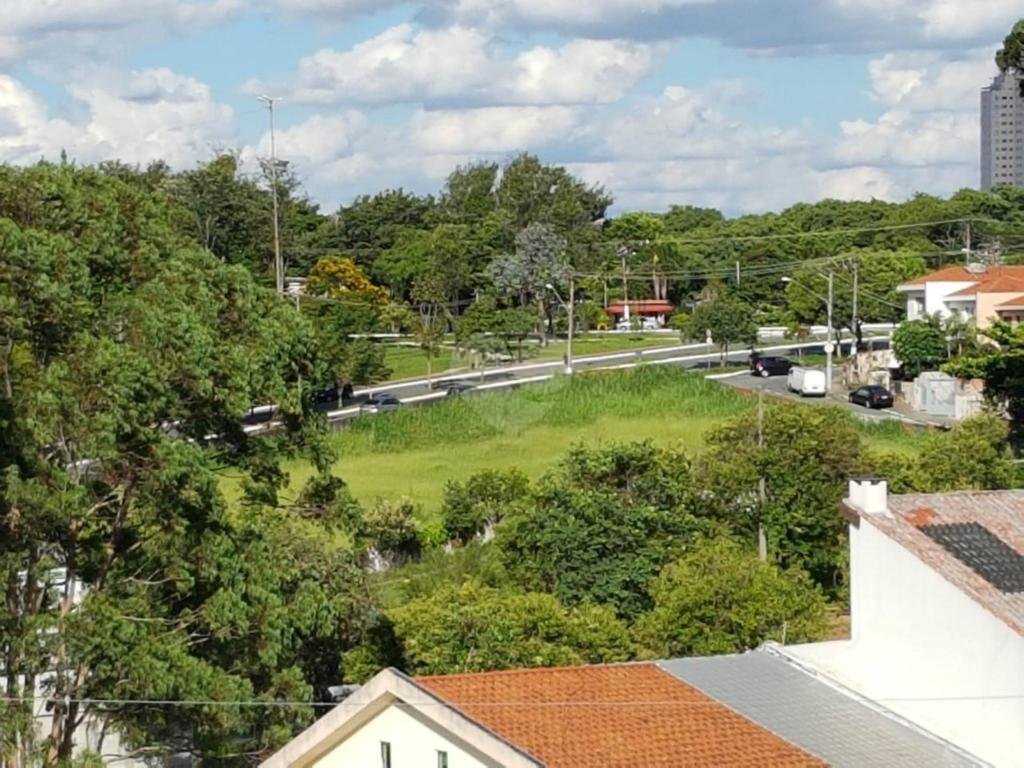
833;49;987;178
408;105;581;153
0;0;242;63
255;23;659;106
0;69;235;168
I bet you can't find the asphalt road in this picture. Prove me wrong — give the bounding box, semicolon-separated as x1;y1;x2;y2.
313;336;893;427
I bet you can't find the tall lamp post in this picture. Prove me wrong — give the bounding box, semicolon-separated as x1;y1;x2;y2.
782;271;835;391
546;279;575;374
258;94;284;296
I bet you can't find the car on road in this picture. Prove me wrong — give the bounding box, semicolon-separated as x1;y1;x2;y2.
787;366;827;397
750;355;792;377
848;385;894;409
359;393;401;414
444;381;476;397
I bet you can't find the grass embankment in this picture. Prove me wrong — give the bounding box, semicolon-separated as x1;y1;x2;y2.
381;333;688;381
248;366;928;515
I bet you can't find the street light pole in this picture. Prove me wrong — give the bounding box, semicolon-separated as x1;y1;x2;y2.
258;95;284;295
825;270;834;391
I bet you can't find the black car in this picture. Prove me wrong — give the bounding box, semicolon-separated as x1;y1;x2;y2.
750;355;793;377
848;385;894;409
444;381;476;397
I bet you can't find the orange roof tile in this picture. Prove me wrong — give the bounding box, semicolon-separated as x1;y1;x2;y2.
902;264;1024;291
417;663;825;768
997;294;1024;309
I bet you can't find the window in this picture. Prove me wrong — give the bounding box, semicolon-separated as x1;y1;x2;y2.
380;742;392;768
437;751;449;768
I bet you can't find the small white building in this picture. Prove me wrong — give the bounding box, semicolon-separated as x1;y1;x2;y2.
897;264;1024;328
785;481;1024;768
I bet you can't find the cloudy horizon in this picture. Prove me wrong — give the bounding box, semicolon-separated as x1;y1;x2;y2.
0;1;1019;214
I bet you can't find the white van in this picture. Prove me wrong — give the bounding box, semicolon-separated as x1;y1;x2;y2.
787;367;827;397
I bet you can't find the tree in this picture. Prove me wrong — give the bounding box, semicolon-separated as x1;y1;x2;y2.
686;296;757;362
945;320;1024;425
306;256;389;305
497;443;707;618
441;469;531;544
633;538;827;658
0;163;374;764
879;414;1019;493
661;205;724;234
996;19;1024;73
358;499;422;570
893;318;948;378
487;223;572;342
701;404;865;591
387;582;633;676
334;189;435;270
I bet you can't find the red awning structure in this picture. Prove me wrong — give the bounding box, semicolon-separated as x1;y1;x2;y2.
606;300;674;316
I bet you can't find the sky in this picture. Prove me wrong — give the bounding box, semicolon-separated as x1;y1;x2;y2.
0;1;1020;215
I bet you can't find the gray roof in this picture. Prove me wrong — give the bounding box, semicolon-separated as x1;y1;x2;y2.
658;647;985;768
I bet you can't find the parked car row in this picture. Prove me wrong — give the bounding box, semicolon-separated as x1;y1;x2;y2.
749;353;894;409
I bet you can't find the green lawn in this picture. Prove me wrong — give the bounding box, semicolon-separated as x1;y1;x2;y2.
228;366;928;515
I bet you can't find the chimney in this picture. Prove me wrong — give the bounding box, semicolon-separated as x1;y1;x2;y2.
847;478;889;517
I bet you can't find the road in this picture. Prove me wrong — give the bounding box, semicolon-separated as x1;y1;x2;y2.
720;358;948;428
311;336;893;428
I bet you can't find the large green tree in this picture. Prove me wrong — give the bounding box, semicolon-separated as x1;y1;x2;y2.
0;163;372;765
996;19;1024;73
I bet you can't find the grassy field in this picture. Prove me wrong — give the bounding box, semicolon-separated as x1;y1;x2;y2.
232;366;930;516
380;333;687;382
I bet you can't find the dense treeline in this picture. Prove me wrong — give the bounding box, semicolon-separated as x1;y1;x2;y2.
2;155;1024;766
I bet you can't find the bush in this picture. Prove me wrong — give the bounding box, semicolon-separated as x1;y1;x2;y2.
442;468;531;544
633;538;827;658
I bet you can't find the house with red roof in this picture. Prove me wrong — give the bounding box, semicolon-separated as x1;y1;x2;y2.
897;264;1024;329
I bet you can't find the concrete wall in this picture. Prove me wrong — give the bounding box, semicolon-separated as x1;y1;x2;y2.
790;521;1024;767
923;281;977;318
312;704;500;768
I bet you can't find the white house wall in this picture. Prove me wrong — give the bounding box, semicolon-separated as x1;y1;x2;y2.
924;282;977;318
311;703;502;768
788;521;1023;767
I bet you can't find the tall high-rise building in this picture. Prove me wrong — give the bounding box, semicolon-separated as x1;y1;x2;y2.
981;70;1024;190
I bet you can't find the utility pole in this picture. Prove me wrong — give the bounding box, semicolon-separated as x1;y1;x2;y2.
566;276;575;374
735;260;741;286
619;246;630;323
258;95;284;295
757;389;767;562
825;270;834;392
851;261;859;356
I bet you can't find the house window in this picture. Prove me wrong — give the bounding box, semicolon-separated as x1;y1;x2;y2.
437;751;449;768
381;742;392;768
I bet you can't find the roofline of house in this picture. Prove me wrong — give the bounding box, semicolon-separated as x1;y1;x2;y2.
761;644;993;766
259;668;543;768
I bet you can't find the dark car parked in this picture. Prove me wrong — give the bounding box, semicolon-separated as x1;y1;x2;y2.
848;385;894;409
444;381;476;397
750;355;793;377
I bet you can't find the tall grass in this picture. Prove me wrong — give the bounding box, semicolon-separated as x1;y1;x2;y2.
336;366;749;456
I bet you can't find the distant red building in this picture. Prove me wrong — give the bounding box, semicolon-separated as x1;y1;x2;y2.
606;300;674;327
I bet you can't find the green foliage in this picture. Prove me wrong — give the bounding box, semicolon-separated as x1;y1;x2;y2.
389;582;632;675
442;469;531;544
878;414;1020;493
0;162;374;763
945;321;1024;424
702;404;865;590
498;442;707;618
634;538;827;657
687;296;758;356
660;205;724;234
893;318;948;377
996;19;1024;72
358;498;422;566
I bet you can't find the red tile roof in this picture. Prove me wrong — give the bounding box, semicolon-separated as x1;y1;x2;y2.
417;663;825;767
852;491;1024;636
606;300;674;316
900;265;1024;292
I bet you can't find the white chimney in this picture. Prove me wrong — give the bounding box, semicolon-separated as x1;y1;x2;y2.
847;478;889;517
